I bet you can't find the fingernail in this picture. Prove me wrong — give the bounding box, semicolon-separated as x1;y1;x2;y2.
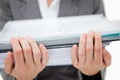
40;44;43;47
73;44;77;48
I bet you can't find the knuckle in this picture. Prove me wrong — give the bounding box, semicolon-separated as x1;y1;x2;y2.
86;47;92;52
15;49;22;54
79;52;85;57
25;47;31;52
95;47;101;52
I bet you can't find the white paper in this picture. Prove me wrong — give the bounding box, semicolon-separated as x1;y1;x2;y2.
0;47;72;68
0;14;120;67
0;14;109;41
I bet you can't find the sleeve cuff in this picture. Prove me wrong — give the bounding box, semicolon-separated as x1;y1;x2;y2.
81;71;102;80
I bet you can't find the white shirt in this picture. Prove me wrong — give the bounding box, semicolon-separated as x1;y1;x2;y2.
38;0;60;19
37;0;73;66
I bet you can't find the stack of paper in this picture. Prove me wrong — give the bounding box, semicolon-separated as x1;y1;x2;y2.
0;14;120;68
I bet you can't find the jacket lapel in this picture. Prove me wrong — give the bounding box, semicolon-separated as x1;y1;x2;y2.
59;0;79;17
20;0;42;19
19;0;79;19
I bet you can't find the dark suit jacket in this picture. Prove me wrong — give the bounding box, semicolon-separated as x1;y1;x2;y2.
0;0;105;80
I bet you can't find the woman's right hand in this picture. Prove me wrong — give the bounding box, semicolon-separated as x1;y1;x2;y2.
4;37;49;80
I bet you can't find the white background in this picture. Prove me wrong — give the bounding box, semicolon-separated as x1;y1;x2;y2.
0;0;120;80
104;0;120;80
104;0;120;20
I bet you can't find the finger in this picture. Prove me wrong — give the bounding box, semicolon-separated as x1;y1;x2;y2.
94;32;102;64
71;44;78;67
10;38;24;66
78;34;86;65
4;52;13;74
18;37;33;65
86;31;94;64
26;37;41;66
103;49;111;67
39;44;48;66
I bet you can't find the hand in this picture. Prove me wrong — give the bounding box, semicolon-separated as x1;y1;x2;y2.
4;37;49;80
71;31;111;76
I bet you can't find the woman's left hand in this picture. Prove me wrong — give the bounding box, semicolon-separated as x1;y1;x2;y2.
71;31;111;76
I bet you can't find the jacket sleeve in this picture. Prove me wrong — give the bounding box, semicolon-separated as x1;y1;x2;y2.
81;71;102;80
0;0;13;31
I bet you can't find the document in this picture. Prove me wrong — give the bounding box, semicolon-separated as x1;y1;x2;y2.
0;14;120;68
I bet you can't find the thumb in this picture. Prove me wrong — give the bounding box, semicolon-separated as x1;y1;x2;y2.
103;49;111;67
4;52;13;74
